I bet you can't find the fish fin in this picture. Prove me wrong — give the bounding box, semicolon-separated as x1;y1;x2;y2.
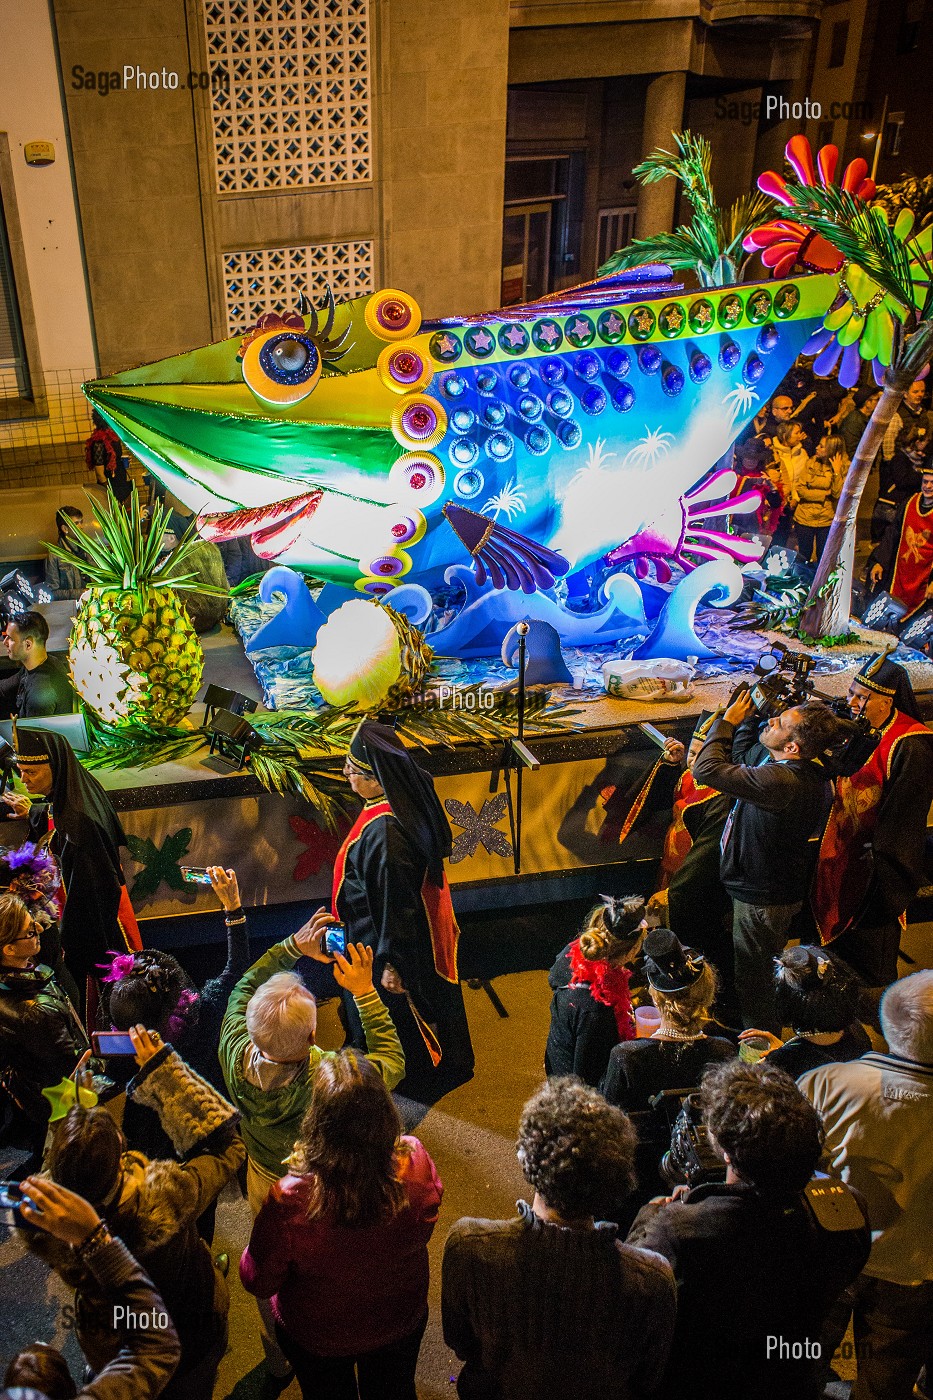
443;504;569;592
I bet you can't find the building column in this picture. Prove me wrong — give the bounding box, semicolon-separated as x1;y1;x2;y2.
635;71;687;238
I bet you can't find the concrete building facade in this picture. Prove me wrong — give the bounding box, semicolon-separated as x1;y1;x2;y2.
1;0;830;493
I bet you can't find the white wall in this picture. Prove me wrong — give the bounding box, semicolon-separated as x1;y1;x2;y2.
0;0;96;374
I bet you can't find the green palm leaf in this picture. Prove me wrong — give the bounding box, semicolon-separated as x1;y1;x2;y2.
780;181;916;313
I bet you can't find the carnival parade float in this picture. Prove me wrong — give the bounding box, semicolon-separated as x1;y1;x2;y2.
32;136;933;921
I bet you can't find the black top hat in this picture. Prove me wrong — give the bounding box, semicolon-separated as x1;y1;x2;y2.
642;928;706;993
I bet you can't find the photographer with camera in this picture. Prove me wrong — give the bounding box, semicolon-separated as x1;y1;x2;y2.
692;687;840;1032
626;1060;870;1400
813;653;933;1000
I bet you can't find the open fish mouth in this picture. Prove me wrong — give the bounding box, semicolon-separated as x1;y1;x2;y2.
198;490;323;559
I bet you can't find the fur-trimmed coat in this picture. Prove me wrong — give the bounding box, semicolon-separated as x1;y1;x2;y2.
30;1044;245;1376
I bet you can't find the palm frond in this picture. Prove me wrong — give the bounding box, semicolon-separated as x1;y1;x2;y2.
633;131;713;214
717;190;777;257
600;227;718;278
780;182;917;313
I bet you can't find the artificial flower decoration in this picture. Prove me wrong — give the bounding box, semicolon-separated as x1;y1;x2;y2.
803;212;932;387
743;136;876;277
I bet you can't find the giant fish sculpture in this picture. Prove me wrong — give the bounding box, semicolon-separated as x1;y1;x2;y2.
84;265;840;649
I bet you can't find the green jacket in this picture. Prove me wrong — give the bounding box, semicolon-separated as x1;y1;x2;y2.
219;937;405;1178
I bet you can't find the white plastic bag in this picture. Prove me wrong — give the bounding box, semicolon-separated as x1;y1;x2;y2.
601;658;695;703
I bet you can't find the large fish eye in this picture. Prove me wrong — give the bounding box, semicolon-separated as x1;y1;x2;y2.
260;334;318;384
242;329;323;404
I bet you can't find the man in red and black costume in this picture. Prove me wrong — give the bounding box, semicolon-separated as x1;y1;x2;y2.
813;654;933;997
868;465;933;613
333;721;474;1101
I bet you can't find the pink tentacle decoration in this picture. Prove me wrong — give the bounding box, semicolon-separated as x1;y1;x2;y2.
786;134;818;186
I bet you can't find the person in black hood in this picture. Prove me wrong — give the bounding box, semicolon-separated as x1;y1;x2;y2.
331;720;474;1101
12;728;142;1004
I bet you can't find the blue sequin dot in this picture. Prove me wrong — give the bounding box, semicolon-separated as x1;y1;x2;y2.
454;467;484;498
547;388;574;418
485;431;514;461
525;425;551;455
580;386;607;415
450;438;479;466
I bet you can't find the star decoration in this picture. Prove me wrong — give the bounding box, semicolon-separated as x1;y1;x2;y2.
605;312;622;335
634;310;652;333
664;306;684;331
445;794;513;863
289;813;347;881
43;1075;98;1123
470;329;493;351
504;325;527;347
438;334;458;355
693;304;713;327
538;322;560;345
569;317;591;339
127;827;193;900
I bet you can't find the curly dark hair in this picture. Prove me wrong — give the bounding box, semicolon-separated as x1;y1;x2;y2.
773;945;860;1033
103;949;199;1043
517;1078;636;1220
699;1060;823;1195
786;701;847;761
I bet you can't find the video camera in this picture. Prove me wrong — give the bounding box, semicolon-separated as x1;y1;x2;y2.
747;641;816;719
739;641;881;778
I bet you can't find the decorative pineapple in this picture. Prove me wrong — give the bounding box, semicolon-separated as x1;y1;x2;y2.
47;486;226;727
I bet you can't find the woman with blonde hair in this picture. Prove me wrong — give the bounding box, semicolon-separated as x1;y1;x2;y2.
544;893;648;1086
240;1049;443;1400
792;432;848;564
600;928;735;1113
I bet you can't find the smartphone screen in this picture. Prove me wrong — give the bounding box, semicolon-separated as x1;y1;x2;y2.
180;867;213;886
91;1031;137;1056
324;924;347;957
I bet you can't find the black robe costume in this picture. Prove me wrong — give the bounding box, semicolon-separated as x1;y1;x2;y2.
334;723;474;1102
814;657;933;988
16;728;141;992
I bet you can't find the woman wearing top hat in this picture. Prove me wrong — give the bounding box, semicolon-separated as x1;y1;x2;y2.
600;929;736;1116
329;721;474;1102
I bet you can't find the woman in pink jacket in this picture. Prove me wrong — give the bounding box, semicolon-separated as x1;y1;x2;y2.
240;1050;443;1399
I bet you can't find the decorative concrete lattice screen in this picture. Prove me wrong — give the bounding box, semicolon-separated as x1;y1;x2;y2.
204;0;372;192
223;240;374;334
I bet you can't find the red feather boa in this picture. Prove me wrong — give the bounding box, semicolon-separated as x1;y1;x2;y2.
567;939;635;1040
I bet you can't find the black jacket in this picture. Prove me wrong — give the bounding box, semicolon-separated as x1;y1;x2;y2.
628;1178;870;1400
544;945;627;1087
0;655;76;719
692;717;831;905
0;961;89;1121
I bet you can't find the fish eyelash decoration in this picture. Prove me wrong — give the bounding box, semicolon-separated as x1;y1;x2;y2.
238;284;353;406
